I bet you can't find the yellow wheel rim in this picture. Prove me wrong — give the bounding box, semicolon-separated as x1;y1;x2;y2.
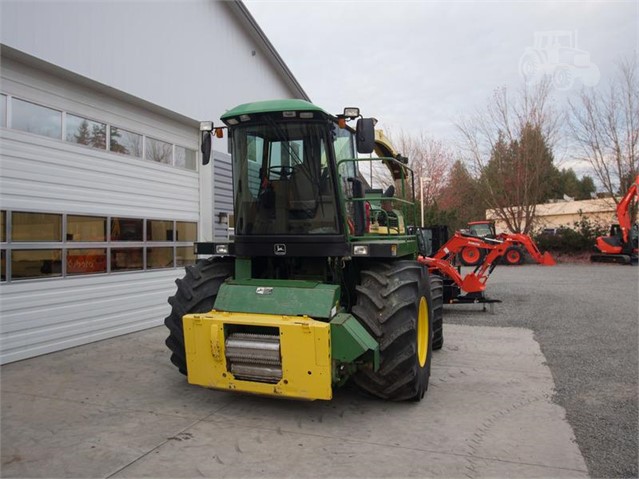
417;297;429;367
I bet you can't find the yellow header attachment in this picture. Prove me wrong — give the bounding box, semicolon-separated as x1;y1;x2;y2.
373;130;410;182
183;310;332;400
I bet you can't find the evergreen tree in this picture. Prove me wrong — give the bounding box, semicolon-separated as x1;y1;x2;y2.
90;123;107;149
74;120;91;145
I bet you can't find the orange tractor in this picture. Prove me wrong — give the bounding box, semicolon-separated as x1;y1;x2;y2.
417;230;512;304
591;175;638;265
414;224;554;308
458;220;555;266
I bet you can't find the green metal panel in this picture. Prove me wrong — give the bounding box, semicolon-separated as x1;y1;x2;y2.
330;313;380;371
234;258;251;280
214;280;340;319
221;99;328;121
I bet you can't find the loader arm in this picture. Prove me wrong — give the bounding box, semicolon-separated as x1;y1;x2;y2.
617;175;639;244
418;232;511;294
498;233;556;265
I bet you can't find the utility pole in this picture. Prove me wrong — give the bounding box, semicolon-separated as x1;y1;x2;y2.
420;176;424;227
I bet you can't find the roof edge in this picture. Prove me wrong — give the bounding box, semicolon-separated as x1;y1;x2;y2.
226;1;311;102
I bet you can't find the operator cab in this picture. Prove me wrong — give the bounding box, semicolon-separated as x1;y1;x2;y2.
200;100;376;258
468;221;497;239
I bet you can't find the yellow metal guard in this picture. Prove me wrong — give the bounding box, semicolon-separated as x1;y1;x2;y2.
183;310;332;400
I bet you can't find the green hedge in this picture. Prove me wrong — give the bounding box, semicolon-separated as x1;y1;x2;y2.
534;216;608;254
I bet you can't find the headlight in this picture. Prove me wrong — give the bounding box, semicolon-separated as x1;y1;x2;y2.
353;245;369;256
343;107;360;118
215;244;229;255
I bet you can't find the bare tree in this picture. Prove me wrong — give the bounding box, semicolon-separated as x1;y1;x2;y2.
457;79;560;233
370;130;453;202
568;58;638;204
391;131;453;204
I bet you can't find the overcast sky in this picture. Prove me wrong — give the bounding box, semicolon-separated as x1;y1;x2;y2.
245;0;637;169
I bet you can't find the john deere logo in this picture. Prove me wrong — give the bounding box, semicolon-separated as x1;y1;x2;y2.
274;244;286;255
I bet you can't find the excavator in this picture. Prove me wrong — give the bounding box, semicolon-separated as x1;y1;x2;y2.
459;220;556;266
591;175;639;265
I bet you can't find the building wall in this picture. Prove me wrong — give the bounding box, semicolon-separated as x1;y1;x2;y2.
0;56;205;364
0;57;200;220
0;2;308;364
213;151;234;240
0;1;299;124
487;198;618;233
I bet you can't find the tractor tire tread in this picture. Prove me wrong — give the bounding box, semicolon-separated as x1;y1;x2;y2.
352;260;433;401
430;275;444;350
164;257;233;375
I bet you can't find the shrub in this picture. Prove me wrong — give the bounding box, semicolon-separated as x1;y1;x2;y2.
534;215;608;254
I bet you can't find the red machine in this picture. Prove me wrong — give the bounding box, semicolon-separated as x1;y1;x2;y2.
416;231;520;307
460;220;555;266
419;232;510;296
591;175;639;264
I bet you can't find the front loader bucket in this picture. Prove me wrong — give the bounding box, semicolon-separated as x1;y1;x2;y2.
460;273;486;294
540;252;556;266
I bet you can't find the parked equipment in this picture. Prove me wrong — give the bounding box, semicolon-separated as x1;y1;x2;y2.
416;228;513;304
591;175;639;264
164;100;443;402
459;220;555;266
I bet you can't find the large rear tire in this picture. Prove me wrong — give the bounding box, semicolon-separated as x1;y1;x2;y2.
459;246;483;266
352;261;433;401
430;275;444;350
502;247;523;265
164;258;233;375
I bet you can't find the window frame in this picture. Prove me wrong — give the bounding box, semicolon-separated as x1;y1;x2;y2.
1;93;198;172
0;210;198;283
10;97;63;140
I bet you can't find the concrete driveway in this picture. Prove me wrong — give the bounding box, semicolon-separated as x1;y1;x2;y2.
1;324;587;478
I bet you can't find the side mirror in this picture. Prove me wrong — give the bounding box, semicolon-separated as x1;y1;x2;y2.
356;118;375;154
201;131;212;165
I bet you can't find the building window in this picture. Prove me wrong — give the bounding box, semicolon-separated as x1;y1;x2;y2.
67;215;107;242
111;217;143;241
148;247;174;269
147;219;173;241
176;246;196;267
3;94;197;171
111;248;143;271
110;126;142;157
1;210;6;243
1;250;5;282
66;114;107;149
12;249;62;279
176;221;197;242
0;94;6;128
175;146;197;170
145;137;172;165
67;248;107;275
12;98;62;139
2;210;197;281
12;212;62;242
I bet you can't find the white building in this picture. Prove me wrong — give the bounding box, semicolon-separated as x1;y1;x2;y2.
0;1;309;364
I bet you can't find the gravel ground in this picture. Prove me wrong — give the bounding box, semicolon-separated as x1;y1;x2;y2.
442;263;638;478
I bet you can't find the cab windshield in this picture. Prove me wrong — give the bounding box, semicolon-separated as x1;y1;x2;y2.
470;223;494;237
232;121;340;236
